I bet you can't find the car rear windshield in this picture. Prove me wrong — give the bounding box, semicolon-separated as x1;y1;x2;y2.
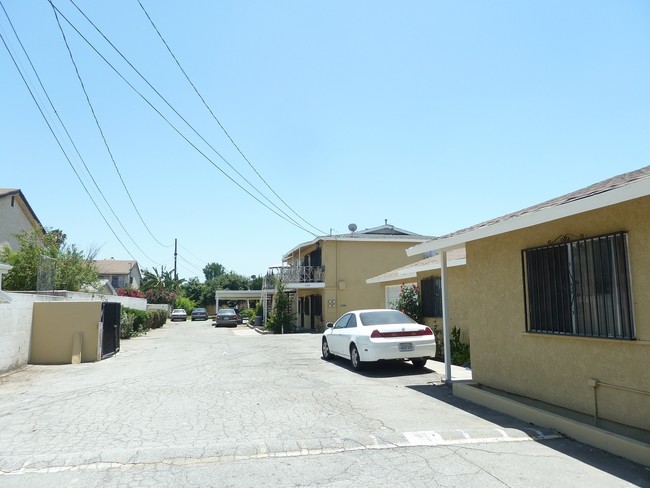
359;310;415;326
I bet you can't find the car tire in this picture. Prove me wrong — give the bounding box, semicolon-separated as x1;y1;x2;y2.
322;339;332;360
411;358;428;369
350;344;364;371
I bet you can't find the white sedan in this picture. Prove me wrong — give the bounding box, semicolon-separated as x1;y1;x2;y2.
321;309;435;370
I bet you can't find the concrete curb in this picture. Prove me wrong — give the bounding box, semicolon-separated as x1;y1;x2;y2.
453;382;650;467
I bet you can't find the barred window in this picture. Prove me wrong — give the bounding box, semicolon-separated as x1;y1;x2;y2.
522;232;635;339
421;276;443;318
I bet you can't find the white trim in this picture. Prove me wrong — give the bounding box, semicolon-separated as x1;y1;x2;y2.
366;257;467;284
284;236;431;259
407;176;650;256
215;290;262;300
285;282;326;289
0;289;11;303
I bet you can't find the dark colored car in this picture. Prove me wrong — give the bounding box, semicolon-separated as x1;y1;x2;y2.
232;307;244;324
215;308;239;327
191;308;209;321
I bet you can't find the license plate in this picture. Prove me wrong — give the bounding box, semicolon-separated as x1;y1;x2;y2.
399;343;414;352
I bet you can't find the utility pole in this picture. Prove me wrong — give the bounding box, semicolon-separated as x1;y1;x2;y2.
174;238;178;280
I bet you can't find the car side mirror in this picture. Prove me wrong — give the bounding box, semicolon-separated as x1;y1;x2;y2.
326;322;333;328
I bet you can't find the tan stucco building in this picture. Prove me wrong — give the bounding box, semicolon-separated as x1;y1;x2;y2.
366;248;468;353
0;188;43;251
407;166;650;453
266;223;431;330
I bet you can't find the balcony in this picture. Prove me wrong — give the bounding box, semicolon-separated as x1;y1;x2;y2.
263;265;325;290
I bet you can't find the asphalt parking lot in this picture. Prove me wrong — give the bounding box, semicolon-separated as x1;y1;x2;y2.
0;319;648;487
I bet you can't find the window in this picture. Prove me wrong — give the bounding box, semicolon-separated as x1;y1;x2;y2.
522;232;635;339
421;277;442;317
333;314;351;329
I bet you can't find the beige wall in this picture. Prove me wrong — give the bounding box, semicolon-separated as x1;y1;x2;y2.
293;239;423;325
326;239;422;322
31;302;102;364
377;265;470;342
466;196;650;430
0;195;39;250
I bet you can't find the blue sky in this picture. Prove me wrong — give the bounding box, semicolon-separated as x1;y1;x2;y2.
2;1;649;280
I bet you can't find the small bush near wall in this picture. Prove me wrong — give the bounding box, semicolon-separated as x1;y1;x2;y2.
120;311;135;339
450;326;470;367
120;308;168;339
150;309;167;328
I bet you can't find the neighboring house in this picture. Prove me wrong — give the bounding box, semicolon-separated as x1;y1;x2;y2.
264;222;432;330
0;188;44;251
406;166;650;443
94;259;142;291
366;248;468;349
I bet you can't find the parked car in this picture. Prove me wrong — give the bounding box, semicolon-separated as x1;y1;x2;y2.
171;308;187;322
232;307;244;324
215;308;239;327
191;308;209;321
321;309;435;370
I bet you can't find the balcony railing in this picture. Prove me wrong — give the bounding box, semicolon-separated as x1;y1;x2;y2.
263;265;325;289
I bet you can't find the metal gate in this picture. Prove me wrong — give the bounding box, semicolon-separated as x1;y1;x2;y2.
101;302;121;359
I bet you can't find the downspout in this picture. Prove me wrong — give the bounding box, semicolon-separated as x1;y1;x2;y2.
440;250;452;383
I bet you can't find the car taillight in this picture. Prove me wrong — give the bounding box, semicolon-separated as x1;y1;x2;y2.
371;327;433;338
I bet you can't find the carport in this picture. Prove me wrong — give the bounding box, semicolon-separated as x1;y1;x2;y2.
215;290;263;311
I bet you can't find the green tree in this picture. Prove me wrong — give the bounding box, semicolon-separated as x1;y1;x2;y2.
266;279;292;334
141;265;185;304
56;243;99;291
0;228;98;291
203;262;226;281
250;275;263;290
200;272;252;306
182;277;205;304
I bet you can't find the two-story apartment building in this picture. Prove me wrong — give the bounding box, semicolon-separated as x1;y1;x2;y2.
264;222;431;330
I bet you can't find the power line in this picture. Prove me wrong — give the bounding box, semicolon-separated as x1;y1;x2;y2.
0;12;138;262
47;1;173;249
35;2;163;266
50;2;319;236
136;0;327;237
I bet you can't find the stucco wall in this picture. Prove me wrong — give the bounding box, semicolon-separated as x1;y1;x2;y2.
0;293;65;374
0;196;37;250
378;265;470;342
0;291;145;374
467;196;650;430
317;239;423;323
31;302;102;364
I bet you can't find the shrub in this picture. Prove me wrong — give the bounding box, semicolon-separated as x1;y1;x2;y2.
393;284;423;323
241;308;256;319
174;296;196;314
450;326;470;367
117;286;144;298
151;309;167;328
266;280;292;334
120;310;135;339
255;302;263;317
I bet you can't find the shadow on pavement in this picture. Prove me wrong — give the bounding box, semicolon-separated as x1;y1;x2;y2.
322;355;436;378
408;383;650;487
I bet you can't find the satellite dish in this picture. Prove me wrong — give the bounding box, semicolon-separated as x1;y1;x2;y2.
348;223;357;232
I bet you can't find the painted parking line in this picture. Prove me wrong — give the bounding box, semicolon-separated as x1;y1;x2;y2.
403;427;563;447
